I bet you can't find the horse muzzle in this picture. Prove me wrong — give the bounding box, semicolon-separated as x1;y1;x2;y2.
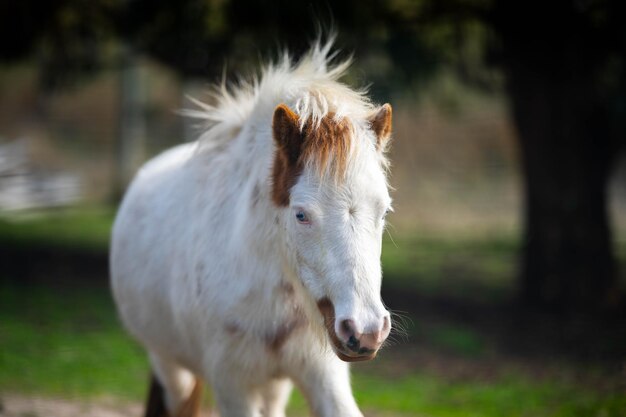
317;298;390;362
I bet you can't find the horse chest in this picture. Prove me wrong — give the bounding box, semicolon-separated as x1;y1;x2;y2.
217;281;309;355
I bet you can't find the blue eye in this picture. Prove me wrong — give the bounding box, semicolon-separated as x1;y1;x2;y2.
295;210;309;223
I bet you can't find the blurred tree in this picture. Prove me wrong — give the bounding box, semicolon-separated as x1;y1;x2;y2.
410;0;626;311
0;0;118;90
489;0;626;312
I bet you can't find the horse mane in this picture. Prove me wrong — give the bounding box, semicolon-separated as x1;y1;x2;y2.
182;38;383;178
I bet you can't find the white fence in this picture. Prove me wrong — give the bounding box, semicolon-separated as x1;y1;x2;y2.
0;139;81;211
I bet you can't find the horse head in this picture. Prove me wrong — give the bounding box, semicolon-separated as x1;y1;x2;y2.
272;102;393;362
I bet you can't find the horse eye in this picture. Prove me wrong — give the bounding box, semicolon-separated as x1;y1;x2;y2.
296;210;309;223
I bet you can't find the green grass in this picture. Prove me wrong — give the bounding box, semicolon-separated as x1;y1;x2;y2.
1;284;623;416
351;373;626;417
0;284;148;400
0;207;114;251
381;232;520;301
427;324;485;357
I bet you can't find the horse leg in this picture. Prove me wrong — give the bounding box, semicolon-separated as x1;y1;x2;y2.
147;353;202;417
212;375;261;417
260;378;292;417
291;356;362;417
144;373;168;417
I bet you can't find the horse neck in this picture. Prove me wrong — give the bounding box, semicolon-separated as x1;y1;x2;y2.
227;125;286;256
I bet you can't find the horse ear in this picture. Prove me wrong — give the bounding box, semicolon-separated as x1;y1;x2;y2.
272;104;302;164
369;103;392;151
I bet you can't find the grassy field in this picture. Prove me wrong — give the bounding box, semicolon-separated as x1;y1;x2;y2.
0;207;114;250
0;208;625;416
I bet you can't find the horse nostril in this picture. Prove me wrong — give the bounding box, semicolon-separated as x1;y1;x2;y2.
347;335;360;352
340;319;363;353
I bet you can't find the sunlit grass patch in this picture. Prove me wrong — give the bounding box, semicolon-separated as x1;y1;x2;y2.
381;232;521;301
0;206;114;250
350;372;626;417
0;283;148;400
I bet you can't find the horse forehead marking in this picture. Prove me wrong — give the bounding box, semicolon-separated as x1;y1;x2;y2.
272;113;356;207
300;114;353;178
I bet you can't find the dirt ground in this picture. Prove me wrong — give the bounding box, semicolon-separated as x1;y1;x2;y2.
0;395;399;417
0;395;230;417
0;395;145;417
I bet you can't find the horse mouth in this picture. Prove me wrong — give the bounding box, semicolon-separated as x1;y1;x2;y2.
316;297;379;362
335;349;377;362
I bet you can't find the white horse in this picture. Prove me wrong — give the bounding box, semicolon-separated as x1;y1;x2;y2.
110;40;394;417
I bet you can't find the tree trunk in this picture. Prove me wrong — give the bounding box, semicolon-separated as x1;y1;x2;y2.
491;0;623;313
504;57;618;312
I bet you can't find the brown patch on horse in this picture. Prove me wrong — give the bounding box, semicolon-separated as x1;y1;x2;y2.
272;104;303;206
271;104;353;206
368;103;393;151
224;321;244;335
173;378;203;417
300;113;352;179
316;298;344;353
279;280;295;296
265;307;307;352
144;374;169;417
